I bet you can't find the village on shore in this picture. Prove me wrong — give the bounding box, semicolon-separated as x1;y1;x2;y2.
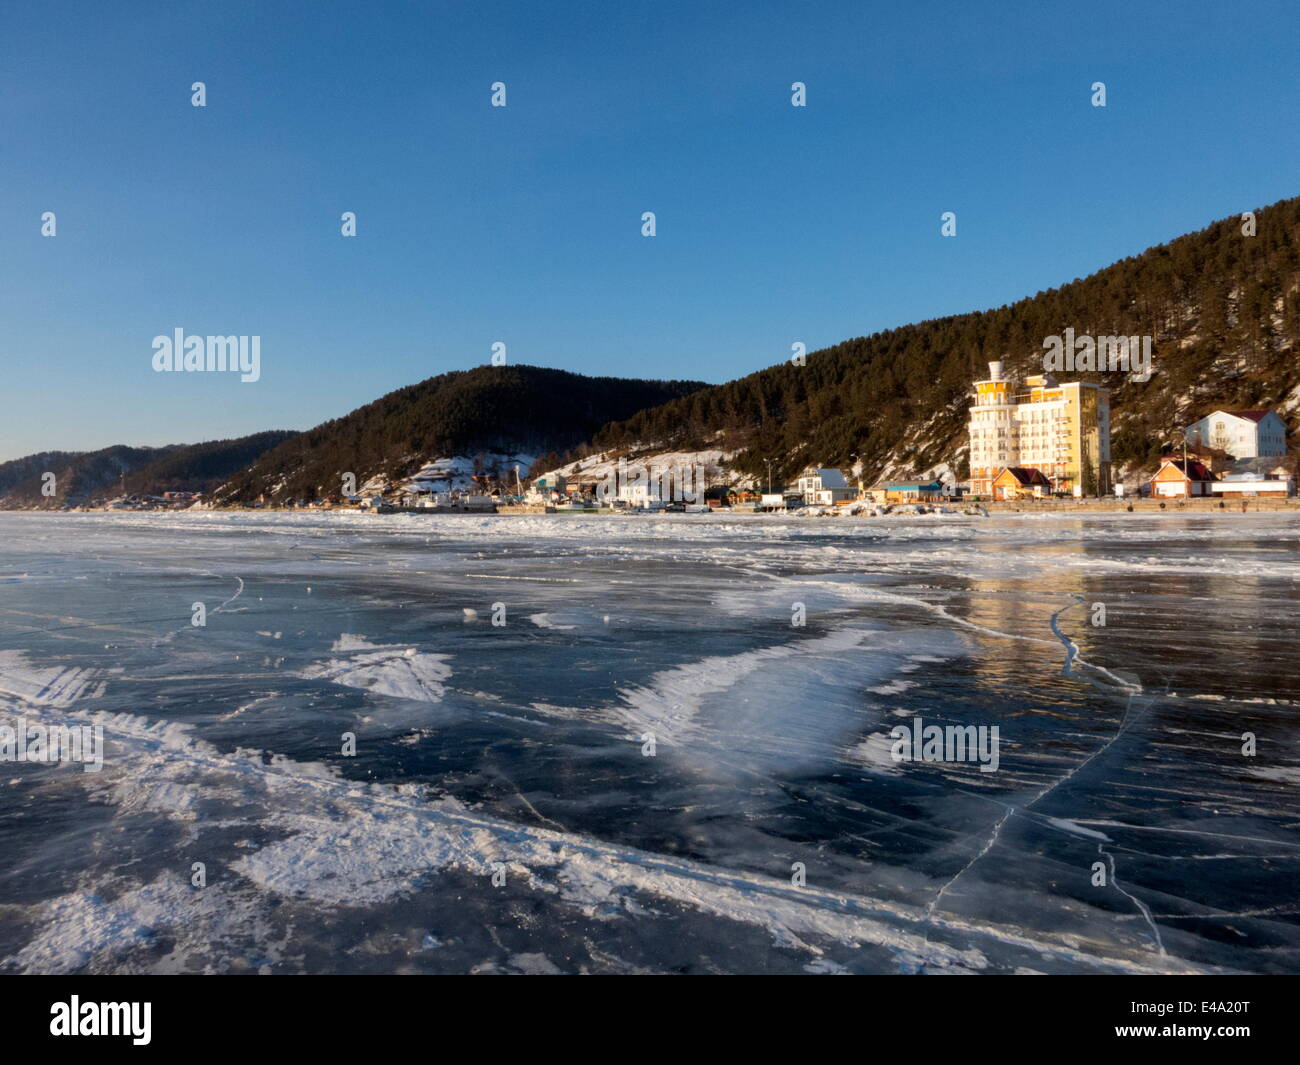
58;361;1298;517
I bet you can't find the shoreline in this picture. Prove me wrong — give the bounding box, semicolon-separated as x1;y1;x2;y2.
4;498;1300;517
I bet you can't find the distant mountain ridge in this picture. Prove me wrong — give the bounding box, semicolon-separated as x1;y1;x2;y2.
212;365;708;504
0;431;299;509
12;198;1300;507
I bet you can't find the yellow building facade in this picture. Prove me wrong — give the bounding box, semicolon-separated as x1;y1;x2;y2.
967;361;1111;497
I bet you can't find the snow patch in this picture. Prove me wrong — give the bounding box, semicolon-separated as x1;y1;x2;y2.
302;639;452;702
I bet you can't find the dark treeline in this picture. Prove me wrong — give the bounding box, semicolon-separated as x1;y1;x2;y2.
593;197;1300;484
120;431;300;496
216;366;707;502
0;450;84;496
0;431;299;508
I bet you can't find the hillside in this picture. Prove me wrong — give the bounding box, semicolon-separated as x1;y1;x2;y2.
213;366;707;504
588;197;1300;488
0;431;298;509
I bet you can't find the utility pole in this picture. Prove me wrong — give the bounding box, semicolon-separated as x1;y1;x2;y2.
765;459;773;494
1169;428;1190;499
1170;428;1188;466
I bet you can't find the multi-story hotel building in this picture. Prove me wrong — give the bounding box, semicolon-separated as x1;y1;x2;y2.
967;361;1111;497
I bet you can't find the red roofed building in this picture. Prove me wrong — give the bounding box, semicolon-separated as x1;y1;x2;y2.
991;466;1053;500
1150;457;1217;498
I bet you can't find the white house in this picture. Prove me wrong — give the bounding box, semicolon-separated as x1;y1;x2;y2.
1185;409;1288;459
795;467;856;505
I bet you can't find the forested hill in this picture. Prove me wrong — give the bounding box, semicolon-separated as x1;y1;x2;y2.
0;431;299;509
591;197;1300;486
213;366;708;503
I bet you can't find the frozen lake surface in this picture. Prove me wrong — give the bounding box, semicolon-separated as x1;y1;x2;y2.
1;509;1298;974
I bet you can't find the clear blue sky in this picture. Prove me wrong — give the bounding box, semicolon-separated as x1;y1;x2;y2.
3;0;1299;461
